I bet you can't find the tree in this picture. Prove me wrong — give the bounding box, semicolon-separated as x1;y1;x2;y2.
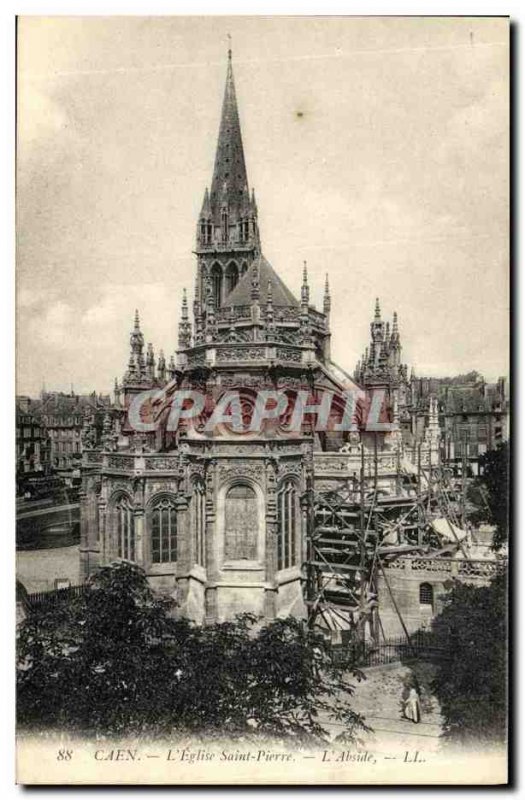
467;442;509;551
431;572;507;745
17;561;367;743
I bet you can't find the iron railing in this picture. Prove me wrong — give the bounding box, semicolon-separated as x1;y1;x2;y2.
330;631;450;668
25;584;87;611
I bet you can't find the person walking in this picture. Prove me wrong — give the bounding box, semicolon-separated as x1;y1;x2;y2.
404;686;421;724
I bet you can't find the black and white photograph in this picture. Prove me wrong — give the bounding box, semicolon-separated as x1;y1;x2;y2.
14;14;509;785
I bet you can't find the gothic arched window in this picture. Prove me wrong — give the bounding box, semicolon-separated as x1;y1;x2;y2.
115;494;135;561
151;496;177;563
225;261;239;295
211;263;222;309
419;583;434;609
277;480;297;570
192;482;206;567
224;483;257;561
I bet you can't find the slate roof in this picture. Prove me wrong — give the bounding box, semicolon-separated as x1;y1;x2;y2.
223;254;299;308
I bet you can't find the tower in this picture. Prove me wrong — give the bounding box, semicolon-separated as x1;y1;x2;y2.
81;48;346;625
195;48;260;321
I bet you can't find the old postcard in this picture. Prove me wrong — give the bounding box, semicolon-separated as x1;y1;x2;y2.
16;15;509;785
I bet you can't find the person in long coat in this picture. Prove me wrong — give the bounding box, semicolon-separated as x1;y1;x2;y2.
404;686;421;723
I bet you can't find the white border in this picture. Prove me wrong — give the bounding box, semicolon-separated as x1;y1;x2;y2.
2;4;518;798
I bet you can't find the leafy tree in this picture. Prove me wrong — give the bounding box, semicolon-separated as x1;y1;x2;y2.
431;572;507;745
17;561;367;743
467;442;509;550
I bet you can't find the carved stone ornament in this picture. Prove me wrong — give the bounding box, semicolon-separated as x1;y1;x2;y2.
216;461;264;485
144;456;180;471
278;460;302;478
107;480;134;498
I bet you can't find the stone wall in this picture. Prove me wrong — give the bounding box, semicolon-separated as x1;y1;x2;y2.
377;556;504;637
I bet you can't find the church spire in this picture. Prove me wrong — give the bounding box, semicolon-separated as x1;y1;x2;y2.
209;48;249;225
123;309;147;385
301;261;310;306
196;48;261;320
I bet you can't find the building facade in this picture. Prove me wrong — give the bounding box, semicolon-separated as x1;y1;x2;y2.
355;309;509;476
79;50;505;632
16;397;51;484
31;391;112;479
81;51;332;623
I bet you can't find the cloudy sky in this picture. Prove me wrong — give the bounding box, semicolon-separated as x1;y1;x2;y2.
17;16;509;396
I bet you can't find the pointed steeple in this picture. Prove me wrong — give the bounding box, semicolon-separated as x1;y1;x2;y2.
200;187;211;217
300;262;312;345
125;308;146;383
178;288;192;349
209;48;249;227
195;48;261;323
370;297;384;368
301;261;310;306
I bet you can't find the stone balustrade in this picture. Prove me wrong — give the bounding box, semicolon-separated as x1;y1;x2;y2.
383;556;506;579
83;451;181;474
314;452;399;476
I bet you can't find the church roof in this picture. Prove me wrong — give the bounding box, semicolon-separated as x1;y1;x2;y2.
224;254;300;307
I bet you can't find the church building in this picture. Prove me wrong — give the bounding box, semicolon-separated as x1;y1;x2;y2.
79;49;498;635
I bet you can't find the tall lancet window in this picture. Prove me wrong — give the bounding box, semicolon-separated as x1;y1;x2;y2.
151;496;177;564
221;208;229;243
192;482;206;567
225;262;239;295
277;480;297;570
211;263;223;309
115;495;135;561
224;484;257;561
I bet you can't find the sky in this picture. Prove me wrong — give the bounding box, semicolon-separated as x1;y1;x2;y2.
16;16;509;396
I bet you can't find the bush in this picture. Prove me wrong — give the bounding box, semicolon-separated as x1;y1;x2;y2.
17;561;367;744
467;442;509;551
431;572;507;745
